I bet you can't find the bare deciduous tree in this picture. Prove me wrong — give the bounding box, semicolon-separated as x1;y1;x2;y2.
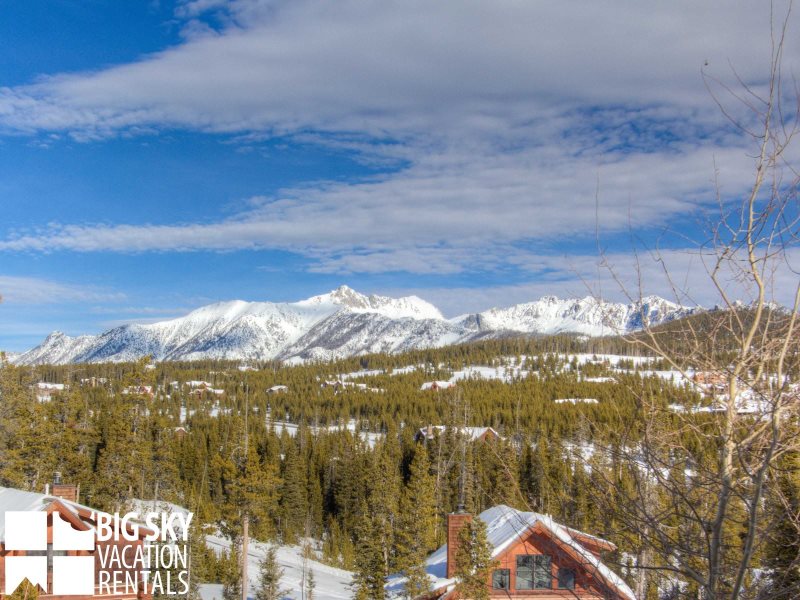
592;5;800;599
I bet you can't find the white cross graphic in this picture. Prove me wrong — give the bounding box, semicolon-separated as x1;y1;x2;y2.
4;510;95;596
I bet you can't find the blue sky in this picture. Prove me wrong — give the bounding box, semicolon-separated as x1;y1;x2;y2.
0;0;798;352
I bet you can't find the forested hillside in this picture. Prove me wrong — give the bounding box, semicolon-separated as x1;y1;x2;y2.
0;330;797;599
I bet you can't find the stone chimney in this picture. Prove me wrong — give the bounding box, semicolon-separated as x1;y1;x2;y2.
446;510;473;578
51;472;79;503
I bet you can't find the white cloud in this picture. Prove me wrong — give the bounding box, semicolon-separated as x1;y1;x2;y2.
0;276;125;304
0;0;797;299
0;140;761;272
0;1;794;138
387;247;800;316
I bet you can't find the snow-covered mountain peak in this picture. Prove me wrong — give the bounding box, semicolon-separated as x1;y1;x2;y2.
179;300;253;322
326;285;370;306
43;330;69;341
300;286;443;321
13;290;699;365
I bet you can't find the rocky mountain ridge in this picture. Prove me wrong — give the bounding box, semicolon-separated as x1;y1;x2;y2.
12;286;699;365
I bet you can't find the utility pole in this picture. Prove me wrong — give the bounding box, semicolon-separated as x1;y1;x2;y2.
458;391;468;512
241;378;249;600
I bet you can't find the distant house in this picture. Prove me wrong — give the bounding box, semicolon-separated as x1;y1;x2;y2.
185;380;213;389
692;371;728;395
415;426;502;443
0;480;154;600
267;385;289;394
34;382;66;403
189;388;224;398
321;380;383;394
122;385;154;398
387;505;635;600
420;380;456;391
184;381;224;397
554;398;599;405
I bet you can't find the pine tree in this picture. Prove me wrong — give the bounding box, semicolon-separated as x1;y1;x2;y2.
765;449;800;594
403;561;430;600
454;518;495;600
353;506;388;600
222;576;242;600
353;447;399;600
395;445;436;598
224;428;281;541
280;438;309;543
255;547;287;600
222;547;243;600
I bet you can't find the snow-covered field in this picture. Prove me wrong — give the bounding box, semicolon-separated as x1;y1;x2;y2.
203;535;354;600
269;419;384;447
338;353;669;387
130;499;354;600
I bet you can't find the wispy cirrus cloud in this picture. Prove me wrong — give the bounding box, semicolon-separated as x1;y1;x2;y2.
0;1;791;138
387;247;800;316
0;0;796;298
0;275;125;304
0;140;759;275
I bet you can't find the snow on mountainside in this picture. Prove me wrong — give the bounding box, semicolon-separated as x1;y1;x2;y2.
1;351;20;363
300;285;444;320
456;294;694;337
13;287;699;366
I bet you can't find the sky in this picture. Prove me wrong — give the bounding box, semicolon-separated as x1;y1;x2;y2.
0;0;799;352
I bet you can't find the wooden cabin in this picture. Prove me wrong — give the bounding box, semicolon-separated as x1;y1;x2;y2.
387;505;635;600
415;426;502;444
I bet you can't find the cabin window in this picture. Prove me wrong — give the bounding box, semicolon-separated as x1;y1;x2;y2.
515;555;552;589
558;567;576;590
492;569;510;590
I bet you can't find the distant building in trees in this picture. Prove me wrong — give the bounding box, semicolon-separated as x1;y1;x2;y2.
33;382;65;403
420;381;456;391
414;426;502;443
121;385;154;398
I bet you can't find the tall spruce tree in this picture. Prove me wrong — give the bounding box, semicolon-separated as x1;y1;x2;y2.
353;445;400;600
280;437;309;543
353;511;386;600
222;548;243;600
454;518;495;600
395;445;436;598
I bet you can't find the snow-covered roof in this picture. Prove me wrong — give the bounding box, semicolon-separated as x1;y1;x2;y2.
0;487;102;543
417;426;500;441
0;486;152;544
0;488;54;541
36;382;65;390
420;380;456;390
386;504;635;600
554;397;599;404
186;380;213;388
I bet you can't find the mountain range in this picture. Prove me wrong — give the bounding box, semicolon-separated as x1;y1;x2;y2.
10;286;699;365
